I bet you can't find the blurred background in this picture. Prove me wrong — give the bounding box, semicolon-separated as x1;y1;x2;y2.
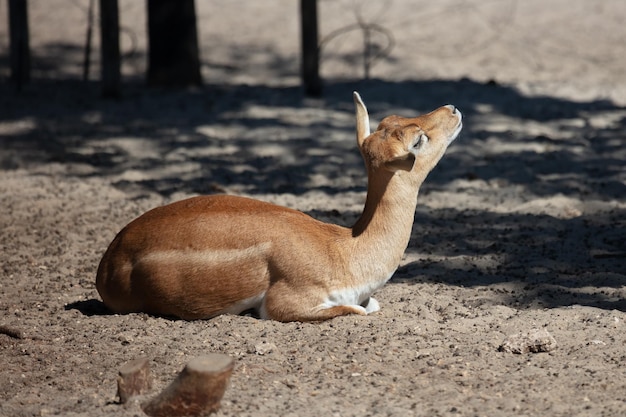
1;0;624;103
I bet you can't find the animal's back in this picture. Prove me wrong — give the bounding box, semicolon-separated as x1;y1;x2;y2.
95;194;345;319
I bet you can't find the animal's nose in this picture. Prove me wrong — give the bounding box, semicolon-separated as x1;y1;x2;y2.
444;104;462;121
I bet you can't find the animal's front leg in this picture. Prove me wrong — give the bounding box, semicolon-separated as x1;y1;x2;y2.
361;297;380;314
262;284;368;322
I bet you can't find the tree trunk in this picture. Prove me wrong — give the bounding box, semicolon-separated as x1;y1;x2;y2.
8;0;30;90
117;357;152;404
142;355;234;417
99;0;121;98
300;0;322;97
147;0;202;87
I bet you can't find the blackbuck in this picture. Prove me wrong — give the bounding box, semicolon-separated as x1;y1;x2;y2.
96;92;462;322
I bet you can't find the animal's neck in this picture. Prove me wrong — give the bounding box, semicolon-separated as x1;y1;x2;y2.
349;169;425;281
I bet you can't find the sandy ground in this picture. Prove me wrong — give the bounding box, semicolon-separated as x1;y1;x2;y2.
1;0;625;416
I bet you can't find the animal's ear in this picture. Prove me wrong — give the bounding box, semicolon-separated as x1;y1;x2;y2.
384;153;416;172
353;91;370;148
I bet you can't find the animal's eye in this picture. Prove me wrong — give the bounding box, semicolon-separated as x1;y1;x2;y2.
413;134;428;149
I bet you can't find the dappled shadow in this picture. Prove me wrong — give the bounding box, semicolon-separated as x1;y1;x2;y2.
393;206;626;312
1;75;624;312
1;77;623;197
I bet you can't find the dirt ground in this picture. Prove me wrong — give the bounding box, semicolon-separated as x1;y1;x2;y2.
1;1;625;416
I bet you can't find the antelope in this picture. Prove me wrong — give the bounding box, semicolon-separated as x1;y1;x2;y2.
96;92;462;322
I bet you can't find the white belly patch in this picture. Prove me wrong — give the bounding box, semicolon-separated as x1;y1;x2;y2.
216;292;266;316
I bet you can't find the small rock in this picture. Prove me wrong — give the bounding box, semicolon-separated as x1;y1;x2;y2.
250;341;277;355
498;328;557;354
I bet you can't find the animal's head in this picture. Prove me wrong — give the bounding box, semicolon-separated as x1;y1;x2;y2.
353;92;462;180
